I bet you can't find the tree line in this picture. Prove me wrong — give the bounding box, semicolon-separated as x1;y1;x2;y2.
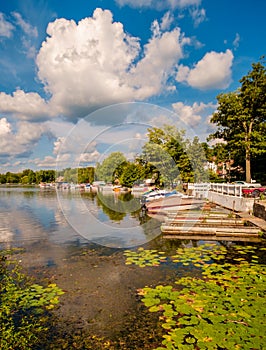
1;58;265;186
0;168;95;185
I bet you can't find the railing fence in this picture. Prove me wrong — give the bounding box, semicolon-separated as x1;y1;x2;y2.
188;183;244;198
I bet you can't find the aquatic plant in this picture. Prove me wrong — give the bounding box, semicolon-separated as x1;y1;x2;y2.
123;247;167;267
126;244;266;349
0;251;64;350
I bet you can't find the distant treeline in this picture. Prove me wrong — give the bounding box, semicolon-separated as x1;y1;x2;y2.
0;167;95;185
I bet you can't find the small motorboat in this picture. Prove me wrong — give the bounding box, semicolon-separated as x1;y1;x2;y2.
141;189;205;214
141;189;177;202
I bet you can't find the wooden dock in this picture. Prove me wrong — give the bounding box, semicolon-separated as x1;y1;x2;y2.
160;208;265;242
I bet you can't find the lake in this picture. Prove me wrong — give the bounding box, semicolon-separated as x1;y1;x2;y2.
0;186;184;344
0;186;163;250
0;186;265;349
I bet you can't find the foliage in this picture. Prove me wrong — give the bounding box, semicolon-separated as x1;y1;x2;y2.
209;58;266;182
124;244;266;349
186;137;209;182
0;252;64;350
124;247;167;267
35;169;55;183
119;162;146;188
78;166;95;183
0;169;55;184
95;152;128;183
141;125;208;185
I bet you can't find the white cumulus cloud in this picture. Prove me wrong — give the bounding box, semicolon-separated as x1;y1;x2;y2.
0;9;190;124
172;101;216;127
0;120;48;157
0;90;54;121
0;117;12;135
176;49;234;89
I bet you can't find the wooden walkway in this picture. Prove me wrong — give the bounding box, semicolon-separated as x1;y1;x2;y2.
237;212;266;232
160;207;265;242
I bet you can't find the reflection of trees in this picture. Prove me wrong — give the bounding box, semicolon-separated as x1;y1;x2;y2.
96;193;141;221
22;190;36;198
80;191;96;201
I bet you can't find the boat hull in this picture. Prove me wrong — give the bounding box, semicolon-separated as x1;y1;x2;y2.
145;195;205;213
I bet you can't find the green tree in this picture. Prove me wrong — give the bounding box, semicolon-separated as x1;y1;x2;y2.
5;172;20;183
209;58;266;182
63;168;77;183
186;137;209;182
0;173;7;184
142;141;180;186
78;167;95;183
141;125;208;185
95;152;127;183
119;162;145;188
21;169;36;184
35;170;55;183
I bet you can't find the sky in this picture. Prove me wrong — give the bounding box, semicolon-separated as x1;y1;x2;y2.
0;0;265;173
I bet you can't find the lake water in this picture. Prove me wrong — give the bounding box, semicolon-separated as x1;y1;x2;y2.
0;187;162;250
1;186;264;347
0;186;170;276
0;186;183;342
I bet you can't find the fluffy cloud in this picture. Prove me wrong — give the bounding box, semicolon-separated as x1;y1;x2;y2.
172;101;216;126
129;28;185;99
0;119;47;157
0;12;14;38
0;9;189;123
79;150;100;164
0;90;55;121
0;117;12;135
34;156;57;168
34;8;187;119
176;49;234;89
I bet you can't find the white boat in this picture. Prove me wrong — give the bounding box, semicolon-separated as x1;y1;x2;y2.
90;181;106;192
142;191;205;214
142;189;178;202
84;183;91;191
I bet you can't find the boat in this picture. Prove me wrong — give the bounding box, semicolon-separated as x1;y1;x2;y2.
142;189;177;202
141;191;205;214
90;181;106;192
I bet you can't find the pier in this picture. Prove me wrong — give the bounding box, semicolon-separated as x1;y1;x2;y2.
161;209;264;242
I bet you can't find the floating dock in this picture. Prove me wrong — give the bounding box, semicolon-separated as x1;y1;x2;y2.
160;207;265;242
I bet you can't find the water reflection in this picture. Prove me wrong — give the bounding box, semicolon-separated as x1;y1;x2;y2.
0;187;161;250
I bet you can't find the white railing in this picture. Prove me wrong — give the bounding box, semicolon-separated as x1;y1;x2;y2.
209;183;243;197
188;183;210;198
188;183;244;198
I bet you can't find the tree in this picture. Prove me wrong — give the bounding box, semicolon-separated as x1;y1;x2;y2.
209;58;266;182
35;170;55;183
186;137;209;182
119;162;145;188
95;152;127;183
141;125;208;185
78;167;95;183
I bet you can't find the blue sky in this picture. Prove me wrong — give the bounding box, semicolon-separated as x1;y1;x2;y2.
0;0;265;172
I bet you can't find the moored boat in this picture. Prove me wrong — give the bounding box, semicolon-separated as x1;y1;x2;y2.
142;189;177;202
142;192;205;214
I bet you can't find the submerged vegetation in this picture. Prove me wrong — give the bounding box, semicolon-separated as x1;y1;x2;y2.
0;250;64;350
1;243;266;349
124;244;266;350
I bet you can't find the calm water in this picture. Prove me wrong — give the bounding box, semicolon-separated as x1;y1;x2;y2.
0;187;164;264
0;186;178;340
